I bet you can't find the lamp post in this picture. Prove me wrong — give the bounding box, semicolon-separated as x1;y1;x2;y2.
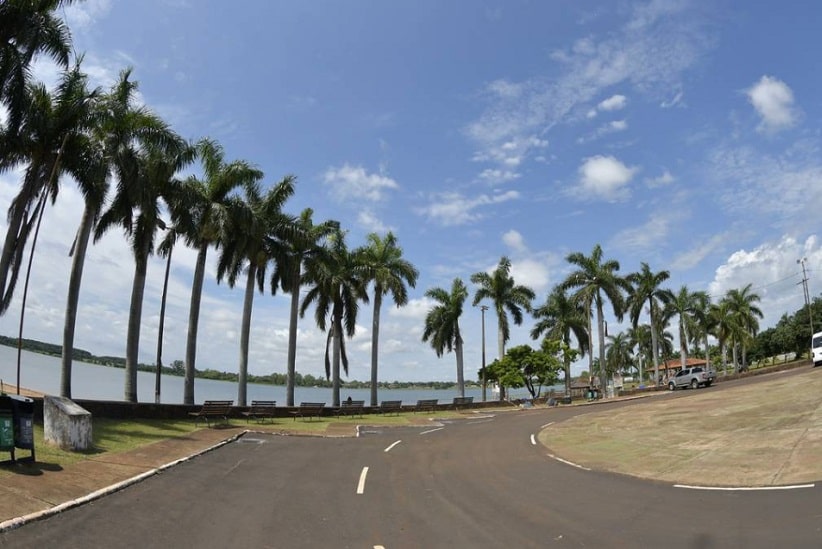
798;257;814;339
480;305;488;402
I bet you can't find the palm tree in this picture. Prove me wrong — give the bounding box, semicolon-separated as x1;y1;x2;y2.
270;208;339;406
300;230;368;407
688;291;713;367
0;62;97;316
666;285;703;370
561;244;628;393
531;285;589;397
0;0;74;133
711;300;734;376
722;284;763;371
153;225;179;403
94;132;193;402
627;324;652;383
216;175;295;406
605;332;633;378
626;263;672;386
471;256;535;400
180;138;262;404
356;232;419;406
422;278;468;396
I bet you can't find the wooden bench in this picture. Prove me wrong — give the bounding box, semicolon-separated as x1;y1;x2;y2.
334;400;365;418
414;399;439;413
378;400;403;416
452;396;474;410
189;400;233;426
290;402;325;421
241;400;277;423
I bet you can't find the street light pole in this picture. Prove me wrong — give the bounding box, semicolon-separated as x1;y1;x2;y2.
798;257;814;338
480;305;488;402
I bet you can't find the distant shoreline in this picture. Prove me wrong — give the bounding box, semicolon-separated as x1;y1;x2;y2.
0;336;474;391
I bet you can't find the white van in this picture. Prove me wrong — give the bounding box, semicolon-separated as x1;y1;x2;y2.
813;331;822;367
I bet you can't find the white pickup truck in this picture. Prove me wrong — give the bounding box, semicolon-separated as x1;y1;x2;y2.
812;331;822;367
668;366;716;390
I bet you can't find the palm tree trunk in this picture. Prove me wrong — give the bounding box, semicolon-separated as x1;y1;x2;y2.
703;334;710;371
0;199;29;311
596;296;607;393
155;247;172;404
286;270;300;407
332;309;342;407
184;244;208;404
650;304;661;386
60;203;95;398
455;331;465;397
237;264;255;407
680;319;688;370
497;314;506;400
125;253;149;402
369;291;382;407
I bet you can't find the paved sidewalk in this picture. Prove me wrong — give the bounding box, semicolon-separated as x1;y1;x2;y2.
0;425;243;531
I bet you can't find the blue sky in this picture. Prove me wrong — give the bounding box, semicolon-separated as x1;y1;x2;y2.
1;0;820;387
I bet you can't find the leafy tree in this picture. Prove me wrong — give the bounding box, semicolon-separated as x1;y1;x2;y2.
422;278;468;396
270;208;339;406
179;138;262;404
300;229;368;406
561;244;628;391
471;256;535;400
484;343;560;398
626;263;671;386
356;232;418;406
531;285;588;397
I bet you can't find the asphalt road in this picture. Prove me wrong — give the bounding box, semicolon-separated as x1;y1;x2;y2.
2;375;822;548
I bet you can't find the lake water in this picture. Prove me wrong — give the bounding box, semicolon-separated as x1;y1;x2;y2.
0;345;537;405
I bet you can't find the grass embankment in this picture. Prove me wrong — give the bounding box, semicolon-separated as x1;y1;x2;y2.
540;365;822;486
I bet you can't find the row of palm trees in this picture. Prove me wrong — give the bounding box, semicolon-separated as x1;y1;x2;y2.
422;245;764;399
0;1;420;407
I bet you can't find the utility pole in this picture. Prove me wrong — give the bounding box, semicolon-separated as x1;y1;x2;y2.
480;305;488;402
798;258;814;338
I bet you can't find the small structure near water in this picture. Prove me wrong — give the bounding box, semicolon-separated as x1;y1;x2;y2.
44;395;92;451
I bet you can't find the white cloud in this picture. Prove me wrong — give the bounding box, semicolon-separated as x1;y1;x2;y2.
64;0;112;31
502;230;527;253
746;75;798;133
418;190;520;226
708;235;821;329
466;1;707;168
574;155;638;201
670;232;731;271
323;164;399;202
477;169;520;185
610;210;679;254
577;119;628;144
357;209;393;233
645;169;675;187
598;94;627;111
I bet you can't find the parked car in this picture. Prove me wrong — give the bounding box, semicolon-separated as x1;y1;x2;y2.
668;366;715;390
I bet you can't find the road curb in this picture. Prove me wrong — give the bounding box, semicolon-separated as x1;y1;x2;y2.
0;431;246;533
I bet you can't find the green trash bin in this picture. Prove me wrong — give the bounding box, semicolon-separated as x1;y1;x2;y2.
11;396;35;461
0;396;13;453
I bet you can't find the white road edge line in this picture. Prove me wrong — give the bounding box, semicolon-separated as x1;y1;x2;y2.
357;467;369;495
548;454;591;471
420;427;444;435
541;422;554;429
384;440;402;453
674;483;815;491
374;546;386;549
530;434;537;445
